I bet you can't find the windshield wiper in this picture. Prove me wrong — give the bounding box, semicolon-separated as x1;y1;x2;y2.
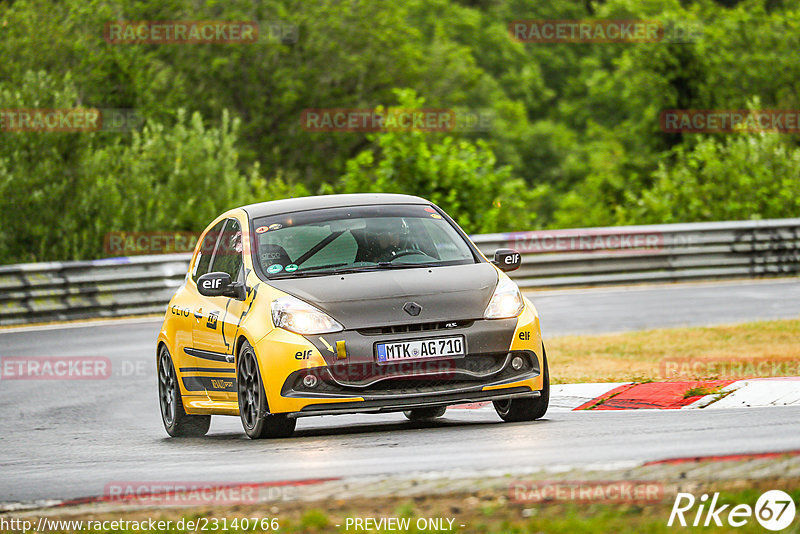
270;264;382;278
292;264;422;276
328;266;389;275
269;262;443;279
268;263;349;278
295;263;349;273
375;262;441;269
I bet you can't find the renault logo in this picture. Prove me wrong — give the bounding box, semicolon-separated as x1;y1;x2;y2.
403;302;422;316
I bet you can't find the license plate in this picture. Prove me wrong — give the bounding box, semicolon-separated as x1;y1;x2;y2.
376;336;465;363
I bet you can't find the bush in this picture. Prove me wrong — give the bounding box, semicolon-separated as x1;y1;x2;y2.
0;72;255;262
630;133;800;224
329;91;548;234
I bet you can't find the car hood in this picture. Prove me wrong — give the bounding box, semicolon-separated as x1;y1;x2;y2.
267;263;499;329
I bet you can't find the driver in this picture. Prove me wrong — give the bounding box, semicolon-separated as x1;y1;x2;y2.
364;218;410;262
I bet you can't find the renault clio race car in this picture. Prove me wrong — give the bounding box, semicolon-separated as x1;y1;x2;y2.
157;194;549;438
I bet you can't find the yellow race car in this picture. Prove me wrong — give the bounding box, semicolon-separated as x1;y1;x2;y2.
157;194;548;438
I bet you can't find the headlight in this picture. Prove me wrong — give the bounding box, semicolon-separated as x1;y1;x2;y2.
271;295;343;335
484;278;524;319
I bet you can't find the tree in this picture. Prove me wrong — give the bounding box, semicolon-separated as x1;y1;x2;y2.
630;133;800;223
330;91;547;234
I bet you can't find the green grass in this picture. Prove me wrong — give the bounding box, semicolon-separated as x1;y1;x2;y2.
547;318;800;384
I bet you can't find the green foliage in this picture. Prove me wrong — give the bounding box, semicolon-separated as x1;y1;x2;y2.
631;133;800;223
0;71;97;262
84;109;248;233
330;91;548;234
0;72;257;262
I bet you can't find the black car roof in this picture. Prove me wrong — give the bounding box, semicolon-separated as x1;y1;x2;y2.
241;193;429;219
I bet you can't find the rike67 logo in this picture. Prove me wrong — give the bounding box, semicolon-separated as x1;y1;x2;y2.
668;490;796;531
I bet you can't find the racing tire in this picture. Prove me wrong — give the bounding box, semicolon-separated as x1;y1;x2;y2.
237;340;296;439
493;347;550;422
158;345;211;437
403;406;446;421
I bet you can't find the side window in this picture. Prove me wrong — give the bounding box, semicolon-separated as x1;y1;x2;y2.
192;220;225;283
211;219;244;282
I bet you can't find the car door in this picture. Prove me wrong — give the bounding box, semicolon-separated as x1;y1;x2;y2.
190;217;248;401
180;219;232;399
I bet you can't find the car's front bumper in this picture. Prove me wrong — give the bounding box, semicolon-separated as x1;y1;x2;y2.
255;301;544;414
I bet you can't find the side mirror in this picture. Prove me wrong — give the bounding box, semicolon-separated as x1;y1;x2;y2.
197;272;247;300
492;248;521;272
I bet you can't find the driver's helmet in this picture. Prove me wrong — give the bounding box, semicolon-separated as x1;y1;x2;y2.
365;217;410;240
364;218;410;261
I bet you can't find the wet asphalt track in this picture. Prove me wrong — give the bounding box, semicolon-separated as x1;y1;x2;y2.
1;278;799;503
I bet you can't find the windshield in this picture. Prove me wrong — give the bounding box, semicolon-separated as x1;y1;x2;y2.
252;204;477;278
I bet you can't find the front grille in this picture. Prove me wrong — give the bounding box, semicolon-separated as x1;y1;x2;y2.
352;379;482;394
288;375;483;396
325;353;508;388
357;320;473;336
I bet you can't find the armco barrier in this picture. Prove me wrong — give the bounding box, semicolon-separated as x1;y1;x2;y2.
0;219;798;326
0;254;191;326
471;218;800;288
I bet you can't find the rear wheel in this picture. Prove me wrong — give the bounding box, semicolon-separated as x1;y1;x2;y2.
158;345;210;437
493;348;549;422
237;341;296;439
403;406;446;421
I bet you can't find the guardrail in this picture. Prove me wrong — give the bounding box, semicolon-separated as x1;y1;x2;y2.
0;254;191;326
472;218;800;288
1;219;798;326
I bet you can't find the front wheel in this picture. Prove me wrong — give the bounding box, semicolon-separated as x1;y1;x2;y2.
237;341;296;439
493;347;550;422
158;345;210;437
